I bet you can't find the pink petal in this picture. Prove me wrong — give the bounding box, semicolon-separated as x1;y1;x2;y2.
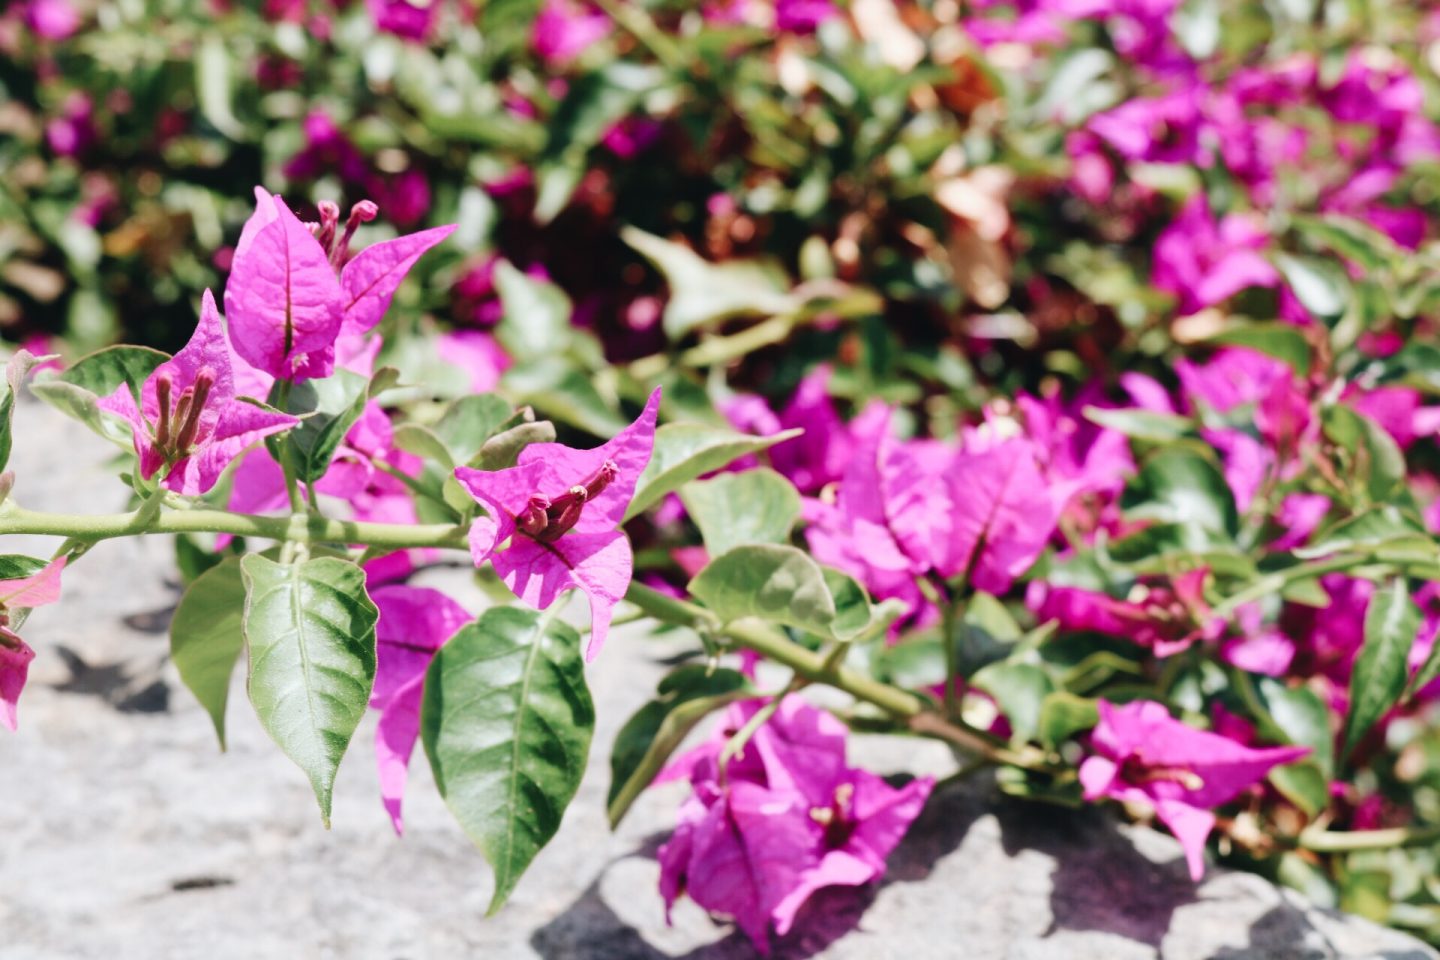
97;383;163;480
224;196;343;380
369;584;471;834
944;439;1062;592
161;400;298;496
0;638;36;732
493;531;633;661
516;387;661;534
234;187;279;261
454;461;546;562
846;771;933;869
1153;799;1216;881
771;849;876;937
340;225;457;335
0;556;66;609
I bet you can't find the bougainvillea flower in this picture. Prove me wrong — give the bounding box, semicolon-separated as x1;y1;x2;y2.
0;557;67;732
366;0;440;41
1080;700;1308;880
225;187;455;380
943;437;1068;593
657;697;932;952
99;290;298;495
1153;197;1279;315
369;585;471;833
455;388;660;660
26;0;81;40
1030;568;1220;657
533;0;612;65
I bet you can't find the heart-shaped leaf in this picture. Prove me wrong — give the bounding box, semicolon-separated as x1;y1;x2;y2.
242;555;378;825
421;606;594;914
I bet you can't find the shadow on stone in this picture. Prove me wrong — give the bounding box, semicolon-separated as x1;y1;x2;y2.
531;778;990;960
993;795;1195;948
1208;904;1435;960
52;645;171;713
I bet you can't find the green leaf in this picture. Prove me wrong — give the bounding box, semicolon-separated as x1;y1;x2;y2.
972;661;1054;743
607;665;751;828
622;227;795;339
688;543;839;634
171;557;247;750
1037;692;1099;749
1295;506;1429;559
625;424;803;521
392;423;456;471
1249;675;1335;775
1275;253;1348;321
473;418;557;471
503;359;627;437
1081;406;1193;443
1342;577;1420;761
0;351;46;472
434;394;518;465
421;606;594;914
678;468;801;557
1269;759;1329;818
1291;214;1398;274
494;262;573;361
59;344;169;399
196;35;245;139
535;64;659;222
1207;322;1312;377
1121;445;1239;540
277;370;369;483
241;555;378;826
0;555;47;580
1321;406;1406;505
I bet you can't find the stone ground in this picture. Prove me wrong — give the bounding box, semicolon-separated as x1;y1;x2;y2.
1;396;1437;960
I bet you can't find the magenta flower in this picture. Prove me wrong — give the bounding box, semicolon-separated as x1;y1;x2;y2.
1153;197;1279;315
365;0;441;41
533;0;612;65
657;697;932;953
99;290;298;495
225;187;455;381
370;585;471;833
26;0;80;39
437;330;510;393
1030;568;1220;657
455;388;660;660
0;557;67;732
1080;700;1308;880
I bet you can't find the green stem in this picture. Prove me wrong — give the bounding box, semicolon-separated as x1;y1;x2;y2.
1210;554;1379;619
623;582;1050;770
0;504;470;550
274;380;305;515
1297;824;1440;853
370;457;458;519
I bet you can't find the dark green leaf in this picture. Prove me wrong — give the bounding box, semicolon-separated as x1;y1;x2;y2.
242;555;378;825
1321;406;1406;505
1207;322;1312;377
0;555;47;580
1343;578;1420;761
607;665;751;827
1295;506;1429;559
172;557;247;750
1269;759;1329;818
421;607;594;913
58;344;169;399
1037;692;1099;749
277;370;369;483
972;661;1054;743
0;351;47;472
1121;445;1239;540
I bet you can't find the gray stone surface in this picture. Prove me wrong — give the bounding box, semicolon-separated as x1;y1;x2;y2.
1;396;1436;960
